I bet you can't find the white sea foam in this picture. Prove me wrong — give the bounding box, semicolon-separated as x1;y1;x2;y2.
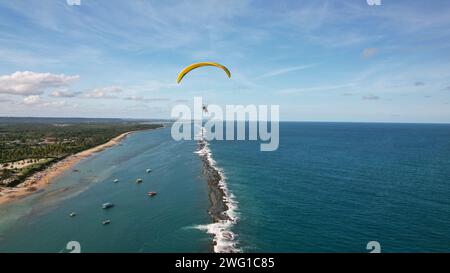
194;128;241;253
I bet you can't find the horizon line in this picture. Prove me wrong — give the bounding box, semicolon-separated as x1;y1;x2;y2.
1;116;450;125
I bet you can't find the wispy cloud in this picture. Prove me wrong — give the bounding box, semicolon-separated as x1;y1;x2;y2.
362;94;380;100
256;64;316;80
50;90;82;98
0;48;60;66
21;95;73;108
278;83;356;94
174;99;190;103
123;96;170;103
85;86;123;99
126;81;179;92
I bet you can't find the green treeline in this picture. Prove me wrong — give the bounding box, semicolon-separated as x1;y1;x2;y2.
0;121;163;164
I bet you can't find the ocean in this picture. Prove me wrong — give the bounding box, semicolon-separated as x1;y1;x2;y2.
0;127;212;252
1;122;450;252
209;122;450;252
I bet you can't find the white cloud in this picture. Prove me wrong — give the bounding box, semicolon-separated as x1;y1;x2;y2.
85;86;123;99
22;95;70;108
0;71;79;96
50;90;82;98
23;95;41;105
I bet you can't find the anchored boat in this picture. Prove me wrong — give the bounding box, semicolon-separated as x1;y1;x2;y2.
102;203;114;209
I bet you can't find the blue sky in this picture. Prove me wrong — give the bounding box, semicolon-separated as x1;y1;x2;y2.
1;0;450;122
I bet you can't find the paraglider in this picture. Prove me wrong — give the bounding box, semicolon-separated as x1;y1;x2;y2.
177;62;231;83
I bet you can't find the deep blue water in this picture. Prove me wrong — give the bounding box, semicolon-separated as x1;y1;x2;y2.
1;122;450;252
209;122;450;252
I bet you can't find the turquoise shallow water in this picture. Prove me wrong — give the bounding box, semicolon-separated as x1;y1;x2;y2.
0;127;212;253
209;122;450;252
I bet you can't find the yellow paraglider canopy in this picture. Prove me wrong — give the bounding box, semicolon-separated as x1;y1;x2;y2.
177;62;231;83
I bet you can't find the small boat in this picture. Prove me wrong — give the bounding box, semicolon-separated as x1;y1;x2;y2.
146;169;152;173
113;179;119;183
102;220;111;225
69;212;77;217
102;203;114;209
136;178;143;184
73;169;79;173
148;192;157;197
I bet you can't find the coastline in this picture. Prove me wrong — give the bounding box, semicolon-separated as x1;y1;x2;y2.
195;134;240;253
0;131;134;206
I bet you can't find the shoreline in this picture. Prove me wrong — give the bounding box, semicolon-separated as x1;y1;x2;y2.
0;131;135;206
198;139;230;223
195;135;240;253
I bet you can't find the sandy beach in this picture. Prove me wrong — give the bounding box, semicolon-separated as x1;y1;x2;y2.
0;131;134;206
